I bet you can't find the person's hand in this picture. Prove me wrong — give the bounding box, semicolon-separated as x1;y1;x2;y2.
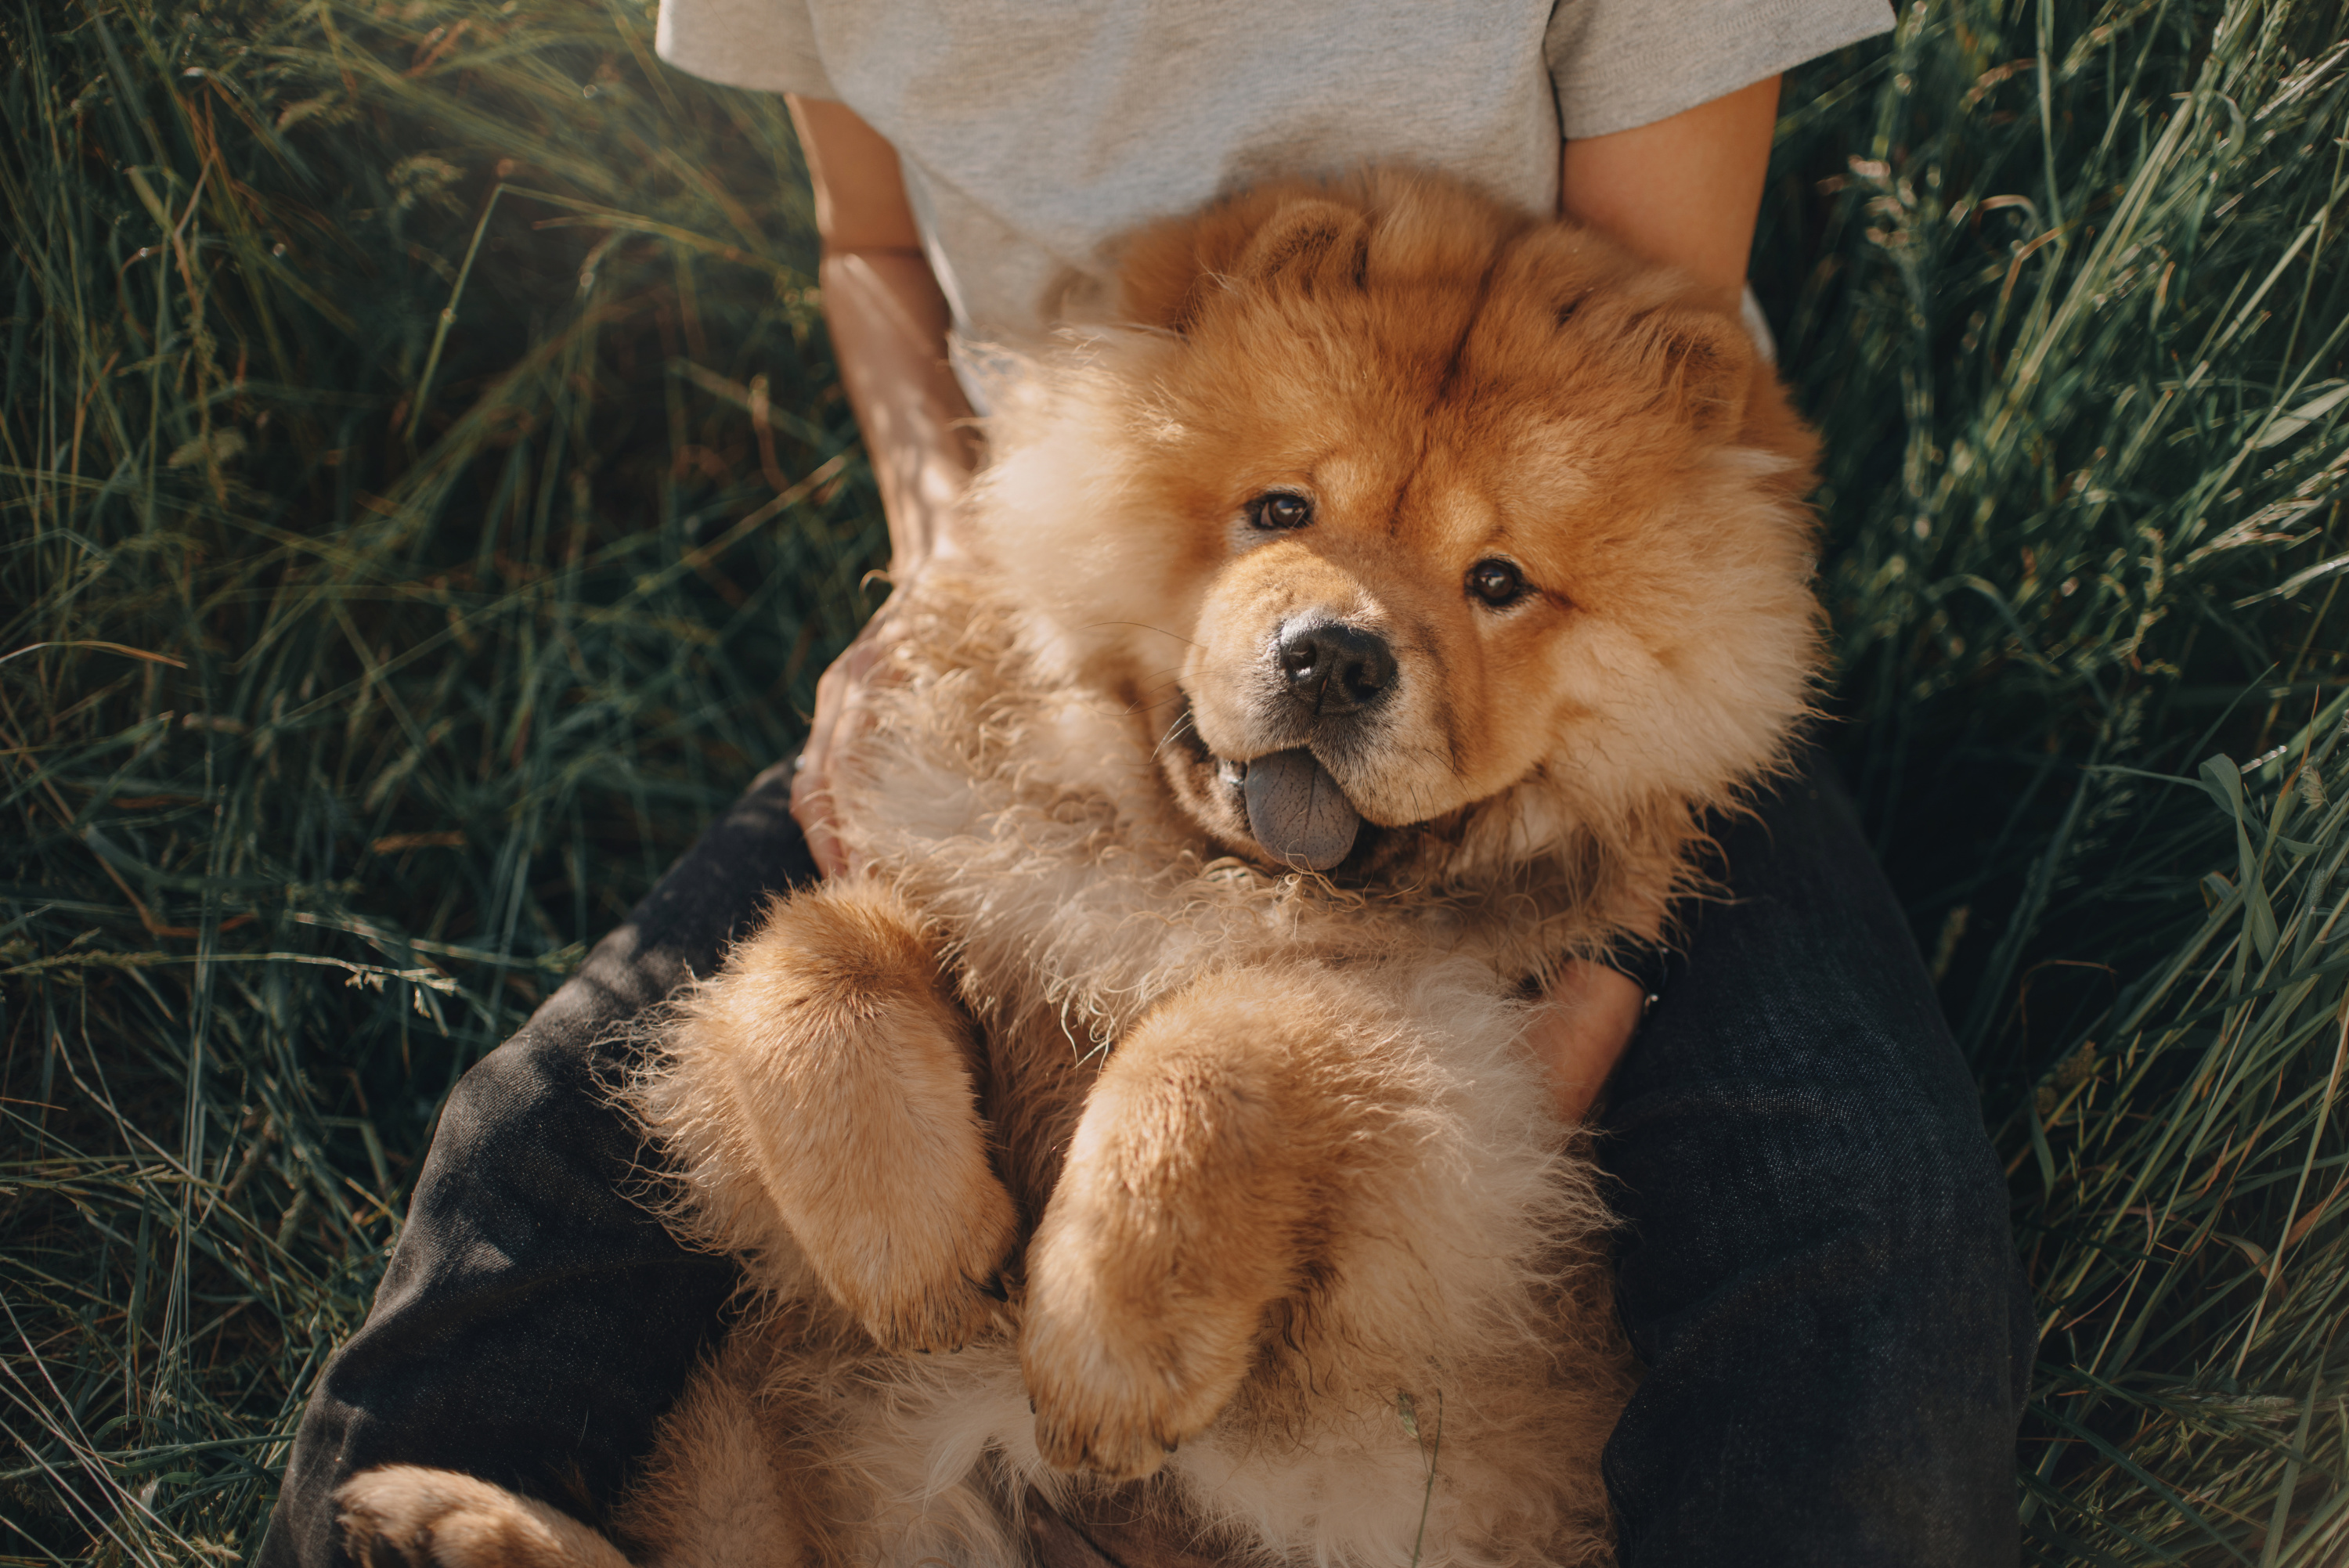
1525;960;1646;1123
790;593;911;879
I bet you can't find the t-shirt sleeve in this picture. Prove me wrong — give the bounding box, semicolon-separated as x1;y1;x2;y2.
655;0;838;98
1544;0;1893;139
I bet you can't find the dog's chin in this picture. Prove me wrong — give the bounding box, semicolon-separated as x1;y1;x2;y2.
1160;712;1466;881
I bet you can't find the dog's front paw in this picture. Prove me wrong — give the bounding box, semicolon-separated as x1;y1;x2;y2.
1018;1040;1294;1479
832;1212;1019;1356
1017;962;1407;1479
648;880;1020;1354
337;1467;630;1568
1020;1236;1257;1480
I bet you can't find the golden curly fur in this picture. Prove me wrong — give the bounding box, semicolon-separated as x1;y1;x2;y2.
338;168;1823;1568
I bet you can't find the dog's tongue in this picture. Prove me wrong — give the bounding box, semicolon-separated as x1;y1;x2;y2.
1242;748;1361;871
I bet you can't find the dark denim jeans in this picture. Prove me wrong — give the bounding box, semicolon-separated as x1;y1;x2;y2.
260;753;2033;1568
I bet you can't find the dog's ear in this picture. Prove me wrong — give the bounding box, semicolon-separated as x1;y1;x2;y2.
1229;199;1370;297
1113;186;1371;335
1629;305;1755;443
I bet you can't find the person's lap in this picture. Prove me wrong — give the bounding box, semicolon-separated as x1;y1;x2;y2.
261;754;2027;1568
1599;763;2033;1564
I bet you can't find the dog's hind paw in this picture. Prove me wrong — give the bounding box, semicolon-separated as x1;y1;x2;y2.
337;1466;633;1568
1018;1044;1277;1480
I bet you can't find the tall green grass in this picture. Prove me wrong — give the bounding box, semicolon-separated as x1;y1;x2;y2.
1760;2;2349;1556
2;0;2346;1562
1;2;875;1558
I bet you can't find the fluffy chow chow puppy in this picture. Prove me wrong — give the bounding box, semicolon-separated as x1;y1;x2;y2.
340;168;1822;1568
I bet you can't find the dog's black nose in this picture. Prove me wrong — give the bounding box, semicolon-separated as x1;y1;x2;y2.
1275;618;1396;716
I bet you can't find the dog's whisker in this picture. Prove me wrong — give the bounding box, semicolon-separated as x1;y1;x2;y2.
1149;707;1200;764
1122;668;1195;716
1075;619;1207;650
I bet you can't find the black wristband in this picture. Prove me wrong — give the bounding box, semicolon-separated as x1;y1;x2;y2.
1601;943;1673;1010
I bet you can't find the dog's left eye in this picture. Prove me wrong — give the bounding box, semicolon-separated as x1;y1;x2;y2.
1248;492;1314;531
1467;558;1528;607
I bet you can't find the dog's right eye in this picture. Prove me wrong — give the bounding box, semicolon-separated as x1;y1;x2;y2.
1467;558;1528;607
1248;493;1314;531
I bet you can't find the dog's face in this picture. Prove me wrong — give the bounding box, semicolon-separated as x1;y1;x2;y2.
978;173;1822;877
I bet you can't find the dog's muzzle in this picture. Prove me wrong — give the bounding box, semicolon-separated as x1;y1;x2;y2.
1200;616;1398;873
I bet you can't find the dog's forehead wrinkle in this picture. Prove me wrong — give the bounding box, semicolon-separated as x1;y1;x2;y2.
1380;423;1441;540
1401;237;1507;413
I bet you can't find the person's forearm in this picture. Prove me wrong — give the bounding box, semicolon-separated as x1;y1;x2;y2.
788;94;977;578
1557;74;1780;319
818;248;978;573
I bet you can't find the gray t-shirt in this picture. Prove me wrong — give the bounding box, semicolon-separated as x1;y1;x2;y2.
656;0;1889;349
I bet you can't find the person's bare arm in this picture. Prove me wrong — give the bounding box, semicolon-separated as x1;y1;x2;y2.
785;96;979;874
1557;74;1781;317
785;81;1783;1119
